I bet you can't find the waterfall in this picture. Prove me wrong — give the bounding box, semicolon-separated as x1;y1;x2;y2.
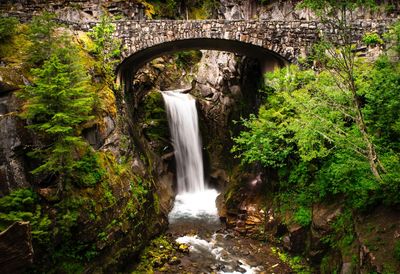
162;90;205;193
162;90;219;221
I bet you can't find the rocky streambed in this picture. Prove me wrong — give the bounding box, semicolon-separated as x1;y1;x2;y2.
132;190;295;274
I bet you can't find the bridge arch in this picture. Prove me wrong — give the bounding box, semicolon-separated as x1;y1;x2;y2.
117;37;289;92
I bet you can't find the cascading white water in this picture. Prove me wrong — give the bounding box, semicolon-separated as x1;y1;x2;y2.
162;90;261;274
162;90;204;193
162;90;219;221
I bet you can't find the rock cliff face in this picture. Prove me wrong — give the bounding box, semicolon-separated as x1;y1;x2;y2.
2;0;398;23
0;0;146;21
0;222;33;273
0;69;31;196
217;0;399;20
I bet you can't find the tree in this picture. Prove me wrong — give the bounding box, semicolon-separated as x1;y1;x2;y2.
27;12;58;65
20;41;94;181
298;0;386;182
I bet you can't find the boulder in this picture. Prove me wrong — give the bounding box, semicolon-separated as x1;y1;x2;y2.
283;224;309;253
0;221;33;273
310;201;343;262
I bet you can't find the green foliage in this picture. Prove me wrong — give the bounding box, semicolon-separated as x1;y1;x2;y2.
141;90;169;149
27;12;58;65
362;32;384;46
384;21;400;54
174;50;202;69
142;0;219;19
293;206;312;227
55;196;84;239
394;240;400;261
0;189;51;244
72;149;105;187
88;14;121;82
271;247;312;274
19;41;95;177
360;57;400;150
232;22;400;209
0;16;18;41
298;0;377;16
131;176;149;205
135;235;177;273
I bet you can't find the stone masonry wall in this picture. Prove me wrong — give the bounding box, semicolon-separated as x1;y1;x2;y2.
115;19;393;64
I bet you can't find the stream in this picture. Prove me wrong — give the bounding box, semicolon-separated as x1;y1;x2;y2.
160;90;291;274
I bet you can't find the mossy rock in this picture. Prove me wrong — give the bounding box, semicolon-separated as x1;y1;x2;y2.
0;67;26;93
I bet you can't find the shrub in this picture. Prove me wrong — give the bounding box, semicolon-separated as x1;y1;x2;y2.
362;32;384;46
0;16;18;41
293;206;312;227
0;188;51;244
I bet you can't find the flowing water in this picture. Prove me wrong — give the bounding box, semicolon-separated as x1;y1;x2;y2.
161;90;275;273
162;90;204;193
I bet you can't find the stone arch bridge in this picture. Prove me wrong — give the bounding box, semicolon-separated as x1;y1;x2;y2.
71;19;393;91
106;19;391;91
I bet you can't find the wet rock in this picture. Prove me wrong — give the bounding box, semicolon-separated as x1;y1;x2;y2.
0;221;33;273
216;193;227;221
341;262;353;274
156;172;174;216
283;224;309;253
38;187;60;202
235;265;246;273
55;7;94;23
312;202;343;231
310;201;343;262
0;101;31;195
355;206;400;273
169;256;180;265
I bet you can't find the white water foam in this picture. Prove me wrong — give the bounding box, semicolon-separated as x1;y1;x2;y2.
168;189;219;222
176;234;263;274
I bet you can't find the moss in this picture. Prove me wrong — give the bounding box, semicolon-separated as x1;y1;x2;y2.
0;24;30;64
140;89;170;153
153;193;160;214
76;31;96;54
271;247;313;274
134;235;177;273
71;149;106;187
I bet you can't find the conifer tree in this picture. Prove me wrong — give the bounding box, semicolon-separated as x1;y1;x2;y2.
20;41;94;179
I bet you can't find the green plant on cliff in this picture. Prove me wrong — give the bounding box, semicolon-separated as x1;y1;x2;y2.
134;235;177;273
27;12;58;65
0;16;18;41
0;188;51;244
363;32;384;46
88;14;121;83
19;40;95;183
141;0;219;19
